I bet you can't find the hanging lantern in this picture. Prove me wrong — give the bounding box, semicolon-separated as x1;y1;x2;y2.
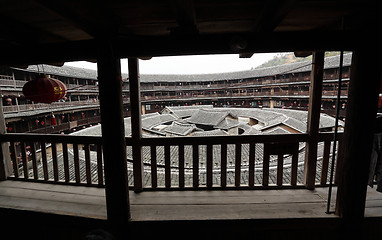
22;75;67;103
5;98;12;105
51;113;57;126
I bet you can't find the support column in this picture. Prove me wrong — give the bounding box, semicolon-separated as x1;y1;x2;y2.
97;37;130;224
304;51;324;189
128;58;143;192
336;50;382;220
0;98;12;180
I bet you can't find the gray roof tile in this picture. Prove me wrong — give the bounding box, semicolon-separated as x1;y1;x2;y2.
14;53;352;84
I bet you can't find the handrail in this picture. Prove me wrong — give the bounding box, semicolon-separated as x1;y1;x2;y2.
0;133;103;144
137;133;309;146
2;100;99;113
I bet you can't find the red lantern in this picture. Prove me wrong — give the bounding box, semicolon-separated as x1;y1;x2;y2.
22;75;67;103
5;98;12;105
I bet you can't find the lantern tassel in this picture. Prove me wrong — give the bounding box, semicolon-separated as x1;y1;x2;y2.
51;113;57;126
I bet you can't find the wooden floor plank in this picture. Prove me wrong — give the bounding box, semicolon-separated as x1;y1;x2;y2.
129;194;324;205
130;202;329;221
0;187;106;206
0;195;107;219
0;180;105;196
1;181;382;222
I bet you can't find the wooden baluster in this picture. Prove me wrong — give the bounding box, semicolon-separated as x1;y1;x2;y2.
9;142;18;177
150;145;157;188
263;144;270;187
73;143;80;183
84;143;91;185
291;143;299;186
335;138;344;185
320;141;331;186
51;142;59;182
62;143;70;183
207;144;213;188
178;144;185;188
97;144;104;186
95;143;103;186
248;143;255;187
41;142;48;181
193;144;199;188
235;143;241;187
165;144;171;188
30;142;38;180
221;143;227;187
20;141;28;179
277;154;283;186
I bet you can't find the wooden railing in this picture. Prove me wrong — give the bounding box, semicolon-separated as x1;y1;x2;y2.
0;132;343;190
1;134;104;187
133;132;343;190
2;100;99;113
140;89;348;102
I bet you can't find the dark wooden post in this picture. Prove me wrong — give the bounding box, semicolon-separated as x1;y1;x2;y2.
304;51;324;189
0;98;12;180
128;58;144;192
97;36;130;224
336;50;381;220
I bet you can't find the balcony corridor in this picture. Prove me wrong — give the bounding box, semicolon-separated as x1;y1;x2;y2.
0;180;367;221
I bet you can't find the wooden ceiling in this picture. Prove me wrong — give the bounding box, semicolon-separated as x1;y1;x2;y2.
0;0;379;65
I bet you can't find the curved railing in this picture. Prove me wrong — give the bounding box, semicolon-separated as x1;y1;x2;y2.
0;132;343;190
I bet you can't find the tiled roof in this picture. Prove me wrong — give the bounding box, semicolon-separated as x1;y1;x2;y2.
142;114;177;130
263;126;292;135
164;122;197;136
138;53;352;83
186;109;230;126
14;64;99;80
13;53;352;83
192;129;229;137
215;118;240;130
73;106;342;138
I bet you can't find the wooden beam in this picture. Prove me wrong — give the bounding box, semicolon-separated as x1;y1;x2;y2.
97;36;130;225
128;58;144;192
304;51;324;190
336;50;382;220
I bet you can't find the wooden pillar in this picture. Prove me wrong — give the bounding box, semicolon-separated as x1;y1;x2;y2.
304;51;324;189
336;50;381;220
128;58;143;192
97;36;130;224
0;98;12;180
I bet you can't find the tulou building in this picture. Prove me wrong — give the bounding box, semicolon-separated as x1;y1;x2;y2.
0;53;350;135
0;1;381;240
